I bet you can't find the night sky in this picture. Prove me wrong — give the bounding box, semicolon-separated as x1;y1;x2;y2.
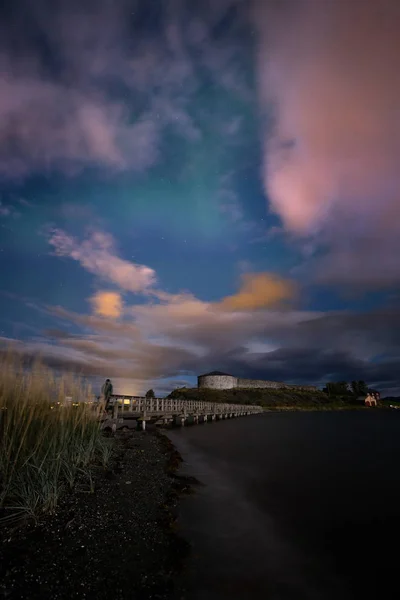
1;0;400;396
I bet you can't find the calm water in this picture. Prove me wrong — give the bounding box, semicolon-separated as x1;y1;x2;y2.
167;411;400;600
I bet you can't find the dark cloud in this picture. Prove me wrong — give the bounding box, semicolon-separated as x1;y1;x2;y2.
7;298;400;395
0;342;107;377
0;0;249;177
224;348;380;386
7;222;400;394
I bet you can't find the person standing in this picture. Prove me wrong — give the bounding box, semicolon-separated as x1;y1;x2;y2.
101;378;113;412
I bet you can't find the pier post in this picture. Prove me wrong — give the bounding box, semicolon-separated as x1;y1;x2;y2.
142;410;147;431
110;403;118;434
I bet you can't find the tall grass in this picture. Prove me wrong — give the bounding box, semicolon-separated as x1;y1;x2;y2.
0;353;113;522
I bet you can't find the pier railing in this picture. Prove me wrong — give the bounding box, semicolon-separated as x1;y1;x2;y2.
108;395;262;415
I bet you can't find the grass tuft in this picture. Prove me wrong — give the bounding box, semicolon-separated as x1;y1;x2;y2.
0;352;113;521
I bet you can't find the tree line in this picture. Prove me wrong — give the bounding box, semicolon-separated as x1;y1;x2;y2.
322;380;372;397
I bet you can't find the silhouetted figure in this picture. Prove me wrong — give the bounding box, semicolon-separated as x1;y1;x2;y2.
101;378;113;412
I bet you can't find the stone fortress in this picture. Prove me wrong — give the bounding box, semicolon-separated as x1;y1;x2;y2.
198;371;317;392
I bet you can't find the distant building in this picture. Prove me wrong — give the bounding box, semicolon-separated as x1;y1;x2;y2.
357;391;380;407
197;371;317;392
366;391;380;406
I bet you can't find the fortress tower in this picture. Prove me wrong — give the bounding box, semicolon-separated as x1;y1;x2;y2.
197;371;238;389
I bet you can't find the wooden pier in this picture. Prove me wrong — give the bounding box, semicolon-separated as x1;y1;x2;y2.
101;395;263;431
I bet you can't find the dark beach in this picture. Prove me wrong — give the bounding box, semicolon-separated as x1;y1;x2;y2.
0;430;190;600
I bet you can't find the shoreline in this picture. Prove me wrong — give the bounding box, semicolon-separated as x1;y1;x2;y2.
0;429;192;600
260;405;393;411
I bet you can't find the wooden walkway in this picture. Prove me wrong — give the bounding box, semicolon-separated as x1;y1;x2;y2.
101;395;263;430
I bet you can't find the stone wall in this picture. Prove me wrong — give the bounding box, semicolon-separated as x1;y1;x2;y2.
296;385;318;392
236;378;286;390
198;374;319;392
198;374;238;389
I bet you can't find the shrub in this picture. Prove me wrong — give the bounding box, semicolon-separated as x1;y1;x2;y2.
0;353;113;522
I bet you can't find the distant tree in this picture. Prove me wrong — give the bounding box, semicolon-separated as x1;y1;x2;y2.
323;381;351;396
339;381;351;395
145;388;155;399
350;380;368;396
167;387;190;399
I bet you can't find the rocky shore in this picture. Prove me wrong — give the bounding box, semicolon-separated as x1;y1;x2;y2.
0;430;191;600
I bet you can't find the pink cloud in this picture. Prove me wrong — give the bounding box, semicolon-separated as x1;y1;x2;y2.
48;229;156;293
255;0;400;286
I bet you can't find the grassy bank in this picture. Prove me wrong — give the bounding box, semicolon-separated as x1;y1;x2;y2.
0;355;113;522
168;386;368;410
